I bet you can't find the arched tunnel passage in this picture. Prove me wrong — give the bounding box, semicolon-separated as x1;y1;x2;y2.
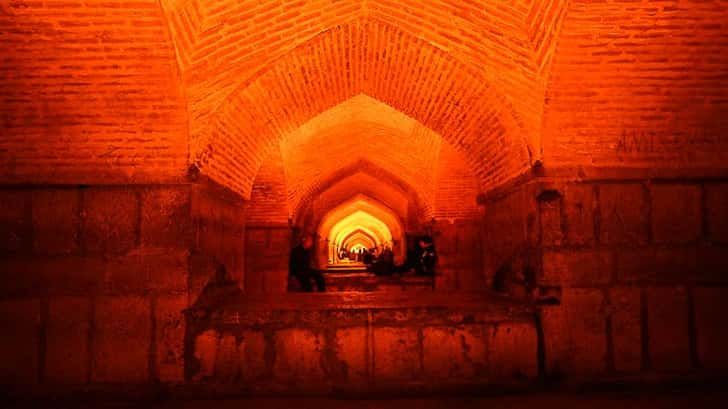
315;198;406;269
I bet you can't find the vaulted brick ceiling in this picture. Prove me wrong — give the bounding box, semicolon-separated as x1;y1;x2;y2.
279;95;442;217
160;0;569;198
300;174;416;227
4;1;726;195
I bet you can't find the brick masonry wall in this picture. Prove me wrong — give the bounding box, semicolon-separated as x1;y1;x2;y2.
164;1;543;193
245;147;292;294
294;159;429;228
434;143;481;220
197;19;531;197
279;95;442;217
543;0;728;169
0;185;191;387
246;148;289;226
0;1;188;185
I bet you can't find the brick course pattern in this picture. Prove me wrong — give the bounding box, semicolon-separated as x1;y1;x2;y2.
0;1;188;184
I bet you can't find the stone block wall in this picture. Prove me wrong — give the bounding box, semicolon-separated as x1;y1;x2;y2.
244;225;291;294
536;175;728;379
480;170;728;382
0;179;246;392
481;180;540;295
188;302;538;394
189;181;246;298
434;219;485;291
0;185;192;389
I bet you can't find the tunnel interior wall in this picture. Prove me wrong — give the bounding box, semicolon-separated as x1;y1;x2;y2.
0;178;249;391
244;225;291;294
189;301;538;393
481;170;728;379
432;219;486;291
2;170;728;393
482;181;540;295
189;181;246;299
537;173;728;377
0;184;191;388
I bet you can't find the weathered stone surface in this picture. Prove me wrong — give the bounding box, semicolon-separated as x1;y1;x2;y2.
156;296;186;382
650;184;701;243
599;183;647;245
706;184;728;243
647;286;691;371
92;296;150;382
0;189;30;254
106;249;189;294
273;329;325;384
616;246;728;284
191;189;223;258
245;227;290;280
540;197;563;246
693;287;728;369
140;187;191;249
541;289;607;376
193;329;220;381
238;330;268;382
0;258;44;297
373;327;420;381
490;322;538;380
564;184;595;246
609;287;642;372
335;327;368;384
0;257;105;297
46;296;89;383
220;224;244;283
216;335;241;381
32;189;80;255
422;326;487;380
542;249;612;286
84;188;138;255
0;299;39;384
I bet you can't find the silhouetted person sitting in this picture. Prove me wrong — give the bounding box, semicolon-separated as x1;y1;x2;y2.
288;235;326;292
414;235;437;276
189;263;242;317
363;248;374;266
372;246;395;276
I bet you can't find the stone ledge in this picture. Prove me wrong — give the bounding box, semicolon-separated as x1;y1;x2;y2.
215;291;535;314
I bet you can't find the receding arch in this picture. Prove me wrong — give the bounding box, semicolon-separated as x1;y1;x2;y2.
316;196;407;266
294;158;430;227
308;194;408;239
341;230;377;253
279;94;444;213
318;201;403;245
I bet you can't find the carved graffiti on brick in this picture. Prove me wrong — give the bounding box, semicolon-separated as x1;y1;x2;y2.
616;127;726;159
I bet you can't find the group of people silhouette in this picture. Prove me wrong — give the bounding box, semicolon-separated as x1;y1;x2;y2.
288;234;438;292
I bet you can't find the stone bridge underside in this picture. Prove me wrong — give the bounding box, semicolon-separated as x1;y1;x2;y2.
1;0;728;400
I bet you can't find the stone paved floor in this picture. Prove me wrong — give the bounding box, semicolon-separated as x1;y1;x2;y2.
6;389;728;409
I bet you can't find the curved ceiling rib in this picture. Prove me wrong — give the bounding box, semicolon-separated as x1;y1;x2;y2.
159;1;573;197
318;198;404;245
294;158;429;227
279;94;444;214
328;211;393;250
192;20;532;197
